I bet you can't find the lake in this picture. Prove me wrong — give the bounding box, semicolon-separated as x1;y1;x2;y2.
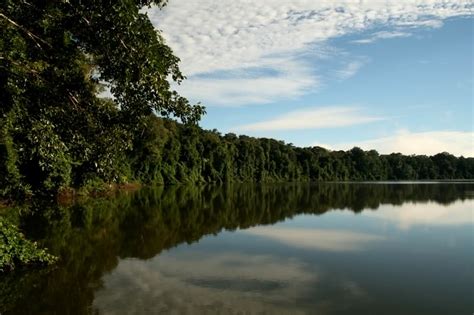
1;183;473;314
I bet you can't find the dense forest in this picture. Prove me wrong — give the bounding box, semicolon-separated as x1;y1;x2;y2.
0;0;204;199
3;112;474;198
1;1;473;199
130;116;474;186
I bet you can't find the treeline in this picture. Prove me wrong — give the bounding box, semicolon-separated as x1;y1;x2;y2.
1;113;473;198
130;116;474;186
2;114;473;198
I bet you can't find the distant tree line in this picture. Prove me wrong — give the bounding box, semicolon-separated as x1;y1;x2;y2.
130;116;474;186
2;113;473;198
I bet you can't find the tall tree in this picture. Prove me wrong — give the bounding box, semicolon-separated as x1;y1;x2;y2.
0;0;204;195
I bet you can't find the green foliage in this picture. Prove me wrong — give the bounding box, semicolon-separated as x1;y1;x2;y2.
131;117;474;184
25;118;72;192
0;116;29;197
0;0;204;197
0;218;57;272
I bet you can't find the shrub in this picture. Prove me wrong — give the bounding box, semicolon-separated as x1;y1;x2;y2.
0;218;57;272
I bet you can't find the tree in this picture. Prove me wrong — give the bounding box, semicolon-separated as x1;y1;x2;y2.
0;0;204;196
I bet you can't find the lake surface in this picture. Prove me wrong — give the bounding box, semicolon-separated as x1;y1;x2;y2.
1;183;473;314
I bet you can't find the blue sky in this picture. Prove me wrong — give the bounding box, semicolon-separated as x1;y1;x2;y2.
149;1;473;156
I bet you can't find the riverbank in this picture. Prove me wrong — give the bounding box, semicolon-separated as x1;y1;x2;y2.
56;182;142;205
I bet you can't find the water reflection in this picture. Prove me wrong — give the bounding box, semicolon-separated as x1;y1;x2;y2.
367;201;473;229
243;227;385;251
94;254;315;314
1;183;473;314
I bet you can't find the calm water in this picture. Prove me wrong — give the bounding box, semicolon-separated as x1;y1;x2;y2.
1;183;473;314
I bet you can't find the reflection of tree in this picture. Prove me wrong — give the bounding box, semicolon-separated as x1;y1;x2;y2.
1;183;472;314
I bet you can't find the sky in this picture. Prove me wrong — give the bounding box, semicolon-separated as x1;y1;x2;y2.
147;0;473;157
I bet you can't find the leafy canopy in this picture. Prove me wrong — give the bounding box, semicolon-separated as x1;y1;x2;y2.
0;0;204;195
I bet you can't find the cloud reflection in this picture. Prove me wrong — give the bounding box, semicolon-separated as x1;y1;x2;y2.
93;251;370;314
93;253;315;314
368;200;474;229
243;226;385;252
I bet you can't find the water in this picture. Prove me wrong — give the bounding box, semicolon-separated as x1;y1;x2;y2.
1;183;473;314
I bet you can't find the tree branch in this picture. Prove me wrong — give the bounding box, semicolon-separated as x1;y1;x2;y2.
0;12;51;49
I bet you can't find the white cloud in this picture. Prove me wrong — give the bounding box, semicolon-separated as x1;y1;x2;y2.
351;30;412;44
317;130;474;157
243;226;385;251
147;1;472;105
234;106;384;131
335;60;367;79
150;0;471;76
177;59;319;106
